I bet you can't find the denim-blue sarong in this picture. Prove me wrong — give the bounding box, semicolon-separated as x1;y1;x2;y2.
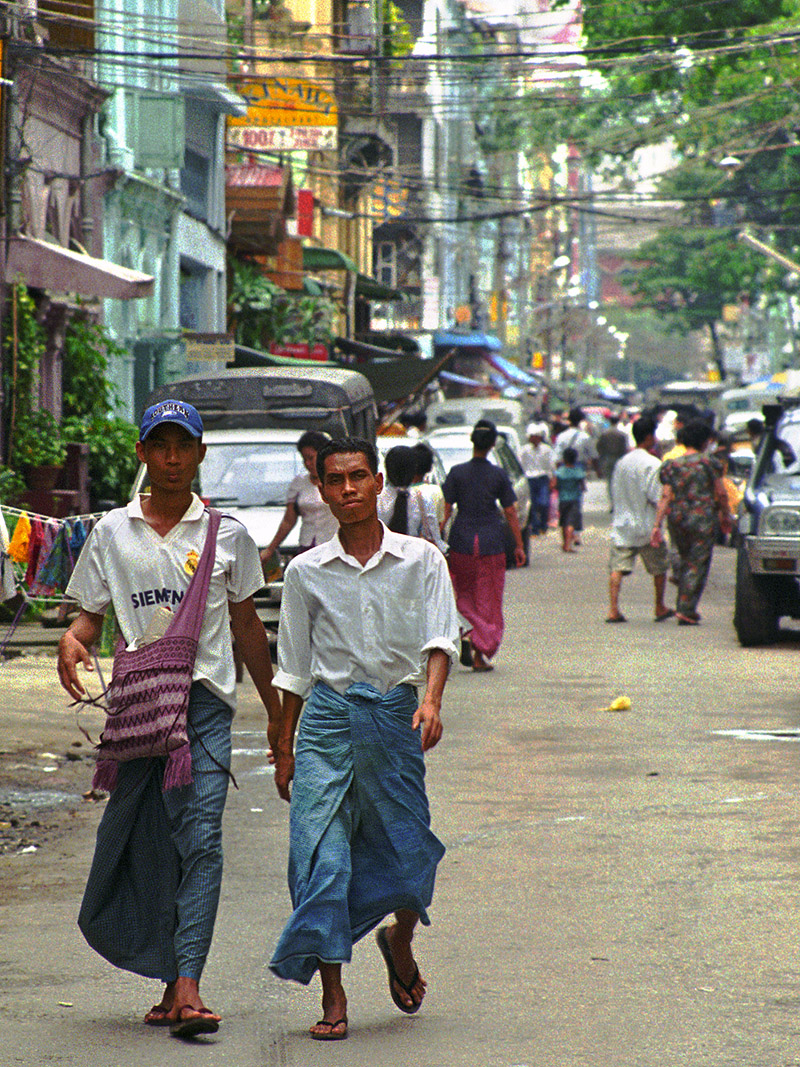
77;683;232;982
270;681;445;985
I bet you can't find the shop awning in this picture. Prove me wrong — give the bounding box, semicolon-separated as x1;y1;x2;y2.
301;246;402;301
485;352;543;387
5;235;154;300
433;329;502;351
302;246;359;273
355;273;403;301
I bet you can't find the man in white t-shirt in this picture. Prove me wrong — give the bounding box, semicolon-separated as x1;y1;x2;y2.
606;414;674;624
519;422;555;535
269;437;459;1041
57;400;281;1039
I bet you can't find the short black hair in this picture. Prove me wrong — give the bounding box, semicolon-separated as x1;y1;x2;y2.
681;418;714;452
563;446;578;464
471;419;498;451
568;407;584;426
632;415;657;445
412;441;434;479
316;437;379;482
297;430;331;454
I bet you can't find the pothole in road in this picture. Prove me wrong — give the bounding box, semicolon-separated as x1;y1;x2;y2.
713;728;800;742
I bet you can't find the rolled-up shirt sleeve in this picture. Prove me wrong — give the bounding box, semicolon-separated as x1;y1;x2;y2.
419;547;459;667
272;563;313;698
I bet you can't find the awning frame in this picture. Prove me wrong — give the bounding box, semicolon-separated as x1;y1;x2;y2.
5;235;154;300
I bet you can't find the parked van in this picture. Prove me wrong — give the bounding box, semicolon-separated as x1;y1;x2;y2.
717;385;778;436
146;365;376;440
131;366;376;558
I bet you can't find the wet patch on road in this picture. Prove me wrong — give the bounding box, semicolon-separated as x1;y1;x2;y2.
714;728;800;742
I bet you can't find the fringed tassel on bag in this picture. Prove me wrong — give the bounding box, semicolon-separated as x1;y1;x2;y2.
92;758;118;793
162;744;193;791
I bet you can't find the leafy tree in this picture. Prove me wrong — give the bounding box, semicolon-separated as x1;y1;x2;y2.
627;227;762;379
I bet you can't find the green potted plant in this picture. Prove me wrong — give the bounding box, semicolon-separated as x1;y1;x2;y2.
12;410;67;490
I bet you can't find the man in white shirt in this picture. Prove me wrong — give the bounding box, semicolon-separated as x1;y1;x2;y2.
519;422;555;535
57;400;281;1039
269;437;458;1041
606;414;674;623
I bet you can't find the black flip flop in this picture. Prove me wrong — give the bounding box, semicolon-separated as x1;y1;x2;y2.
311;1017;348;1041
169;1007;220;1039
605;615;626;624
654;610;675;622
376;926;422;1015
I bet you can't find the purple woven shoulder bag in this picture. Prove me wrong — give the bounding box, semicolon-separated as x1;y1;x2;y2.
92;508;221;793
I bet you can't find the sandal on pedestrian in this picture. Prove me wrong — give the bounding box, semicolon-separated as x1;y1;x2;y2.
676;613;700;626
144;1005;172;1026
605;614;626;624
654;610;675;622
169;1006;220;1039
310;1017;348;1041
376;926;423;1015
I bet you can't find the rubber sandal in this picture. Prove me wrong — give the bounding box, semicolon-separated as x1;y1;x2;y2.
376;926;422;1015
310;1017;348;1041
169;1006;220;1039
144;1005;172;1026
654;610;675;622
605;615;626;623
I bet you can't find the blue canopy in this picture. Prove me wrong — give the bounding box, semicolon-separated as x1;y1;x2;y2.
439;369;489;388
434;329;502;352
486;352;542;386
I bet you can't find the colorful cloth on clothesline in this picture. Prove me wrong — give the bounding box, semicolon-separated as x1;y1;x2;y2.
6;512;30;564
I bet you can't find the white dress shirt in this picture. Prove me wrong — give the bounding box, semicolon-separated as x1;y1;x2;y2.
273;524;459;699
610;448;662;547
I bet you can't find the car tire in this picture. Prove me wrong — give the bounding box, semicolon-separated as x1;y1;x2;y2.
733;544;780;646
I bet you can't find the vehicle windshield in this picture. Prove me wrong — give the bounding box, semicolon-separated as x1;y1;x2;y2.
761;417;800;487
199;442;304;507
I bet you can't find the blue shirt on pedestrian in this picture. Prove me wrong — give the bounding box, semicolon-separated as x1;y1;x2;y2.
555;463;585;504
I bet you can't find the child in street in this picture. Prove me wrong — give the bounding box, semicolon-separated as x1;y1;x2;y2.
552;446;586;553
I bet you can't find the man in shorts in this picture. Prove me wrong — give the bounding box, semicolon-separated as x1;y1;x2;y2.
606;414;674;623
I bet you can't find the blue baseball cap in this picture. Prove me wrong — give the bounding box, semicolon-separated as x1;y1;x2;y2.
140;399;203;441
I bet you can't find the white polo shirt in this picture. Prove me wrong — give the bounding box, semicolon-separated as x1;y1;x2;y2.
273;524;459;699
66;494;264;708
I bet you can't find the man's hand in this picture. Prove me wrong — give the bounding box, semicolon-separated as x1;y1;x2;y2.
413;698;443;752
272;748;295;802
514;545;526;567
650;526;663;549
57;630;93;701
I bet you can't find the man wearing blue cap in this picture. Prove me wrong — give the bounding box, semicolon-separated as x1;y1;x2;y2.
58;400;282;1039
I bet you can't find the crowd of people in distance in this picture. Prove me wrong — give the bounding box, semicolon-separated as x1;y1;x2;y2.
519;402;745;627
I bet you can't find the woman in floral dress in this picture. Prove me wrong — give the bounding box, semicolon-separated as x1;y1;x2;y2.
650;419;733;625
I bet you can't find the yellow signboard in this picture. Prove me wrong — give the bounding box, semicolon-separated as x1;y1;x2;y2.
229;78;338;151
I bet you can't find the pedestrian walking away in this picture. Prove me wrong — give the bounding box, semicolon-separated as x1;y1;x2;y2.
596;414;630;512
519;422;555;535
268;437;459;1041
606;414;673;623
56;399;282;1039
552;446;585;554
650;418;733;625
442;420;526;672
553;407;599;540
378;444;448;553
